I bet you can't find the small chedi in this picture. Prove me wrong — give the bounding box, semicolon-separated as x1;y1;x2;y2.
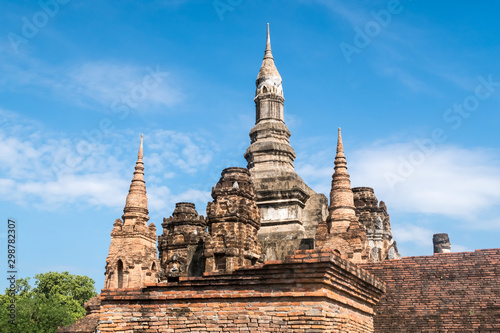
103;135;159;289
205;167;262;273
158;202;206;280
59;24;500;333
353;187;400;261
315;128;371;264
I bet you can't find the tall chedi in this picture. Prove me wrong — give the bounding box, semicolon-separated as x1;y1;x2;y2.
244;24;328;261
104;135;159;289
316;129;371;264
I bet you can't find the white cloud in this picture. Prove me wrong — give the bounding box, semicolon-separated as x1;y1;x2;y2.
296;136;500;232
0;110;215;212
296;162;332;195
0;54;183;111
12;174;128;209
392;223;472;253
452;244;472;252
67;62;141;105
148;185;211;215
148;130;214;174
392;224;434;249
461;217;500;231
349;143;500;220
66;62;183;109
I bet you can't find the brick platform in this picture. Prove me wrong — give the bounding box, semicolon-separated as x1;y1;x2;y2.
98;250;384;332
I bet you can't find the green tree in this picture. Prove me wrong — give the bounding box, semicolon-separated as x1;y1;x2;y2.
0;272;97;333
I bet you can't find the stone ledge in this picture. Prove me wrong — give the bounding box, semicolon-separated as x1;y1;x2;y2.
101;249;385;315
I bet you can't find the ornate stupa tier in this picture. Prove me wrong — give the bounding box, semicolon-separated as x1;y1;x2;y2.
248;119;291;144
122;134;149;226
328;128;357;226
245;25;328;261
244;138;296;171
255;23;283;99
316;129;371;264
245;24;295;173
104;135;158;289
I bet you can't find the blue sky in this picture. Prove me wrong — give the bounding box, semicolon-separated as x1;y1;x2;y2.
1;0;500;291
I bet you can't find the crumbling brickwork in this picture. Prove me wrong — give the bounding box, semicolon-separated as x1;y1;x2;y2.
245;24;328;261
316;129;371;264
204;167;262;273
158;202;207;280
361;249;500;332
353;187;400;262
97;250;385;333
104;136;158;289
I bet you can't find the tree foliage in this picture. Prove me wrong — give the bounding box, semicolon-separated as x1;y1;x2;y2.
0;272;97;333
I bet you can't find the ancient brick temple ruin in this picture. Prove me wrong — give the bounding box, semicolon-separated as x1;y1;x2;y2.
60;25;500;333
103;135;159;290
157;202;206;280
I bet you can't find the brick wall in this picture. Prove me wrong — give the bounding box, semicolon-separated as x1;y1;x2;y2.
361;248;500;332
98;250;385;332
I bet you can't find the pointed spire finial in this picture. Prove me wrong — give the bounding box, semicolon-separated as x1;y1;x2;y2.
257;23;281;85
122;135;149;225
336;128;345;158
264;23;273;60
138;134;143;161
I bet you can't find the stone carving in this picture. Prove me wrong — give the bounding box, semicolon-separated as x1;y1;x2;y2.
158;202;207;280
353;187;401;261
204;167;262;273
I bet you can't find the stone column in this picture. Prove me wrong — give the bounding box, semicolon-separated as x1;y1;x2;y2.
433;233;451;253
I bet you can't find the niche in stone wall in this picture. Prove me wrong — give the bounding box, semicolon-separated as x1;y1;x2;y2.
188;239;205;277
117;259;124;288
216;234;226;247
215;253;226;272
